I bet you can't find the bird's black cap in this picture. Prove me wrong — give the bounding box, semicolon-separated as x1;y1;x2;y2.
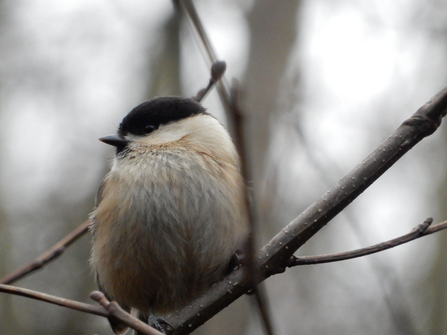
118;97;207;137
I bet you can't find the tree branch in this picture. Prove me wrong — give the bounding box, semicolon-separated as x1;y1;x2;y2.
0;220;90;285
0;284;107;316
0;284;162;335
163;85;447;334
289;217;447;266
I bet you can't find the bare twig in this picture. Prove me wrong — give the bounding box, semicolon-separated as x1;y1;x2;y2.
0;284;107;317
0;220;90;285
163;86;447;334
0;284;162;335
289;217;447;266
194;60;226;103
179;0;217;64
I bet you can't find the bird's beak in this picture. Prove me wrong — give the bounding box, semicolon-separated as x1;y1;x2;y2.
99;134;130;148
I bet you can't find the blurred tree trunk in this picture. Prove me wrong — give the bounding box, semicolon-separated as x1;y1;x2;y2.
0;212;14;335
242;0;301;231
149;1;182;97
424;5;447;333
429;128;447;334
0;2;16;333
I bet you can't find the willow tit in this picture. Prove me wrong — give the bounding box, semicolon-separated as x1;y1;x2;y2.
90;97;248;333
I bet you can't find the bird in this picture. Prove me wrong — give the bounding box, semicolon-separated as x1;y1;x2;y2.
89;96;248;334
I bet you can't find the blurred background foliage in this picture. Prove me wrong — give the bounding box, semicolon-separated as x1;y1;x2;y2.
1;1;447;334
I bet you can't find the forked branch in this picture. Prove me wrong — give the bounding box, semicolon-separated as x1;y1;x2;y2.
0;284;162;335
289;218;447;266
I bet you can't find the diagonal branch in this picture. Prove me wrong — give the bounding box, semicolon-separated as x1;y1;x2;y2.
0;220;90;285
258;86;447;276
163;85;447;334
289;217;447;266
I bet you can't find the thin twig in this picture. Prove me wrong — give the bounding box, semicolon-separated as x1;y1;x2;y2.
0;220;91;285
179;0;217;65
0;284;107;317
289;217;447;266
0;284;162;335
194;60;226;103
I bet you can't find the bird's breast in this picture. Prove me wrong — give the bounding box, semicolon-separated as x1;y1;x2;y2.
91;148;247;314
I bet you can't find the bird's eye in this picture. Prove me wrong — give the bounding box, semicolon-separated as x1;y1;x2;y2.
143;125;156;134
